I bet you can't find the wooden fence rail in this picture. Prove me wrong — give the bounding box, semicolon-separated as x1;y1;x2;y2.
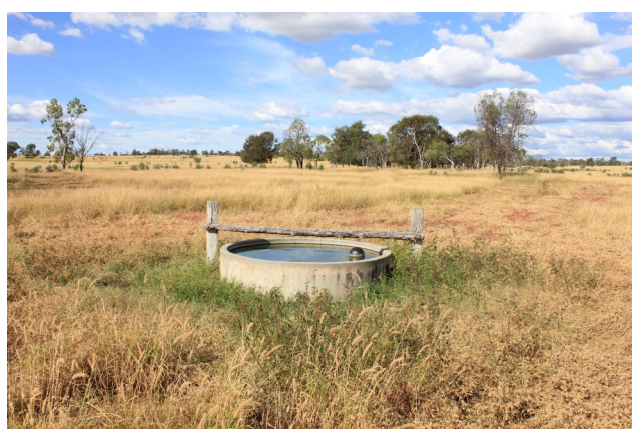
202;200;426;263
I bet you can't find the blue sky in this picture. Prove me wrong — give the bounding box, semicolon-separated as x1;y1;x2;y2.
6;11;633;159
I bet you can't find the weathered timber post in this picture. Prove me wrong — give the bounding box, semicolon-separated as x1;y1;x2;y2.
206;200;219;263
410;207;424;256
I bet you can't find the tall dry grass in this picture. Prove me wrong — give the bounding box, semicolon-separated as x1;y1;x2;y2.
6;159;632;428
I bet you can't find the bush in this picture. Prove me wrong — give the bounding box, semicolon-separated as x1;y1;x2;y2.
319;164;324;170
305;162;313;169
224;164;231;169
9;163;17;173
45;165;59;173
130;165;138;171
25;165;42;173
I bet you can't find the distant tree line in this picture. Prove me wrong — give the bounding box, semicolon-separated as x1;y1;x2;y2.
128;148;239;156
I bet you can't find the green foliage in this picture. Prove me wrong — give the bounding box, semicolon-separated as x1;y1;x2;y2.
305;161;313;169
9;163;17;172
280;119;311;169
8;141;21;160
240;131;277;164
319;164;324;170
40;98;87;169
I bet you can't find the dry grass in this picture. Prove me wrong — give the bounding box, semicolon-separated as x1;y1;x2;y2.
6;157;632;428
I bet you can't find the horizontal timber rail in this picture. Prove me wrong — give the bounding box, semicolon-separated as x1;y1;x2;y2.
203;200;425;263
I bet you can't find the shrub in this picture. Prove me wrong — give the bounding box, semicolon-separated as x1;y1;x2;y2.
9;163;17;173
319;164;324;170
224;164;231;169
305;162;313;169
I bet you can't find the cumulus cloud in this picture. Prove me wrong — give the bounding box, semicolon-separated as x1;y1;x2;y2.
110;120;132;129
7;33;55;56
7;100;49;121
432;28;490;51
483;12;601;60
557;48;632;82
330;84;630;127
236;12;418;42
528;122;631;158
248;101;308;122
396;45;538;88
536;84;631;123
70;12;419;42
331;93;478;124
352;44;374;56
291;56;330;76
303;45;538;91
330;57;397;91
59;27;83;38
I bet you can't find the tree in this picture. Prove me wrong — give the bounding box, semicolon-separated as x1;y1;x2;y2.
388;115;442;170
281;118;311;168
457;129;484;169
24;143;38;158
312;134;330;169
7;141;20;160
331;121;372;166
474;89;537;179
239;131;277;164
41;98;87;170
72;124;100;171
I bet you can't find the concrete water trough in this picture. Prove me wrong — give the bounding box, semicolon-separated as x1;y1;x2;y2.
219;238;392;299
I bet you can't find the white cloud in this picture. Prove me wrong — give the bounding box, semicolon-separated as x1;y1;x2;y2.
128;28;145;44
59;27;83;38
472;12;504;22
537;84;631;123
374;39;393;47
600;32;632;52
310;45;537;91
330;84;630;127
351;44;374;56
236;12;418;42
7;100;49;121
110;120;132;129
248;102;308;122
70;12;419;43
432;28;490;51
9;12;54;28
528;122;631;158
7;33;55;56
396;45;538;88
291;56;329;76
610;12;632;21
330;57;397;91
331;93;478;124
557;48;632;82
483;13;601;60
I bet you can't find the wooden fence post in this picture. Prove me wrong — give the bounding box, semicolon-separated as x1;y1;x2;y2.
206;200;219;263
410;208;424;256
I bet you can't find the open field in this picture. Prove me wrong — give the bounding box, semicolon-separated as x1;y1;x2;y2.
6;156;632;428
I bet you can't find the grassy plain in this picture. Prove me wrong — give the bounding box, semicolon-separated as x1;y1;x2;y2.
6;155;632;428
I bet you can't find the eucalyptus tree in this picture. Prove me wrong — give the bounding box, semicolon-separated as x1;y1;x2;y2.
474;89;537;178
312;134;330;169
388;115;442;170
281;118;311;168
41;98;87;169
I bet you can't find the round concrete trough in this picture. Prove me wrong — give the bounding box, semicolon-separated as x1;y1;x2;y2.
219;238;392;299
